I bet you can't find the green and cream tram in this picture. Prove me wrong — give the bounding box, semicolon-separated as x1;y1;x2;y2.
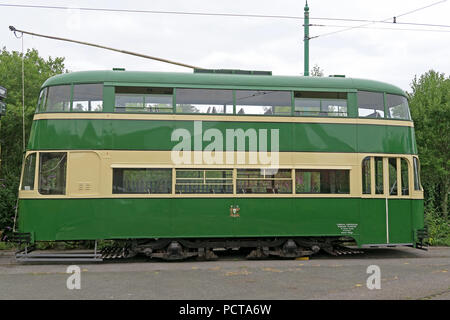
15;69;426;259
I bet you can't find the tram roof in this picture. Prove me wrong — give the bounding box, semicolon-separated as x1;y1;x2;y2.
42;70;406;96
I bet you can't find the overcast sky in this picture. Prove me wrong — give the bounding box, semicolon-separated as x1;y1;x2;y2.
1;0;449;92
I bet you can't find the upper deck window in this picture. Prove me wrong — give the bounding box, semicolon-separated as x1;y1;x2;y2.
294;92;347;117
235;90;291;116
386;94;411;120
358;91;384;118
176;89;233;114
37;88;47;112
72;84;103;112
44;85;71;112
115;87;173;113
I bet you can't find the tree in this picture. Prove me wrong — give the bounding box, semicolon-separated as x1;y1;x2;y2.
0;48;65;232
408;70;450;220
310;64;324;77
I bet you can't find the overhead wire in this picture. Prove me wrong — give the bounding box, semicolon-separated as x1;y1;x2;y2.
0;2;449;29
311;0;448;39
310;23;450;33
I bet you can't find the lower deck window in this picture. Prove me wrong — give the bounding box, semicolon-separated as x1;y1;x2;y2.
237;169;292;194
175;169;233;194
113;168;172;194
21;153;36;190
413;157;421;191
38;152;67;195
362;157;371;194
295;169;349;194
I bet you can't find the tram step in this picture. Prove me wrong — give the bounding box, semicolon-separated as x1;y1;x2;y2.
16;249;102;262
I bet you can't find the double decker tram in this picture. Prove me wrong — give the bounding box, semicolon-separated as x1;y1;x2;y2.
15;69;427;260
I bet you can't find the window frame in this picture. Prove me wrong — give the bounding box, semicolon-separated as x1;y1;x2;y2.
295;169;350;194
20;152;37;191
38;152;68;195
175;169;233;194
114;86;174;114
236;168;292;194
357;90;385;119
112;168;173;194
71;83;104;112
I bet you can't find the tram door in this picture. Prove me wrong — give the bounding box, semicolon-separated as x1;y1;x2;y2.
360;156;412;245
232;168;293;237
171;169;236;238
386;157;412;244
360;157;388;244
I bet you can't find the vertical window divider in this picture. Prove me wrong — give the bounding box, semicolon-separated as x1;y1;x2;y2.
69;83;74;112
233;168;237;195
383;157;389;197
370;156;375;195
172;168;176;195
292;168;295;195
172;88;177;113
397;157;402;197
290;91;294;116
232;90;236;115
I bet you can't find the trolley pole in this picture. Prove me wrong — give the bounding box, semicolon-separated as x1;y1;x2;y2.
303;1;310;76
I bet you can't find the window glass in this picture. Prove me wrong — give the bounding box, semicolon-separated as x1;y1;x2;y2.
362;157;371;194
38;152;67;195
21;153;36;190
45;85;71;112
176;169;233;194
321;100;348;117
375;157;384;194
113;168;172;194
386;94;411;120
401;158;409;195
413;157;421;191
235;90;291;115
294;98;320;116
237;169;292;194
294;91;347;117
176;89;233;114
115;87;173;113
358;91;384;118
388;158;398;195
295;169;349;194
72;84;103;112
37;88;47;112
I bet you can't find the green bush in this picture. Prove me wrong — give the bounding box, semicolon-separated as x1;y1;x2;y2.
425;208;450;246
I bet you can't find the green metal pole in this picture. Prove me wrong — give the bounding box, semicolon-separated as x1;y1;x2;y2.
304;1;310;76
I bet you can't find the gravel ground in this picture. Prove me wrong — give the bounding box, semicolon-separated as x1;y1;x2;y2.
0;246;448;300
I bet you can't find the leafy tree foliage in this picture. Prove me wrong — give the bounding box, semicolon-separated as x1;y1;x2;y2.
310;64;324;77
408;70;449;222
0;48;65;232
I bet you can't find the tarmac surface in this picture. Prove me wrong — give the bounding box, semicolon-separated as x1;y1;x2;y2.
0;246;448;300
